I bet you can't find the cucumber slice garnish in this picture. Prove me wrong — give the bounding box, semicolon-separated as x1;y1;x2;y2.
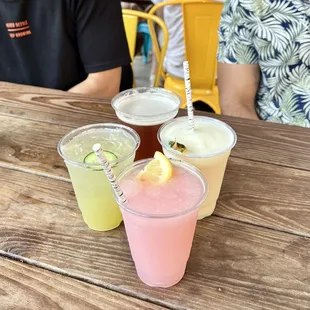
169;140;186;153
83;151;118;170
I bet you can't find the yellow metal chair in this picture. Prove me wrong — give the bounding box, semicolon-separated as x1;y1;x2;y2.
149;0;223;113
122;9;169;87
123;12;138;62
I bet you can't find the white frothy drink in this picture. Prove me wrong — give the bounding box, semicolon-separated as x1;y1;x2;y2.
112;88;180;126
158;116;237;219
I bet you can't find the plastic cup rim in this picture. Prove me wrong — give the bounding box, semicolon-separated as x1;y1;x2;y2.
111;87;181;120
57;123;140;168
157;116;237;159
115;158;208;219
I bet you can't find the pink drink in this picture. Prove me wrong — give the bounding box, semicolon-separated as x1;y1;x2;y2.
116;159;207;287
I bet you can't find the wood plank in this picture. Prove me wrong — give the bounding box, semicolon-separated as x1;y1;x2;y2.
1;167;310;310
0;82;117;125
0;114;159;178
216;157;310;237
1;115;309;236
0;115;69;179
1;82;310;171
216;114;310;172
0;258;165;310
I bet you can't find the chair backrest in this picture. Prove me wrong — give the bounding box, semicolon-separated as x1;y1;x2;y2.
122;9;169;87
150;0;223;90
123;13;138;61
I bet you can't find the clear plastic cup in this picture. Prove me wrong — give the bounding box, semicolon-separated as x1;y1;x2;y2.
111;87;181;126
58;123;140;231
158;116;237;219
115;159;207;287
111;87;181;160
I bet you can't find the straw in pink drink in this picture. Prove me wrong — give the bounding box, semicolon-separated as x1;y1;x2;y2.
116;153;207;287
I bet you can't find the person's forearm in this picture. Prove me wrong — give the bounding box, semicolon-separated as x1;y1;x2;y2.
69;67;122;98
220;99;259;120
218;63;260;121
69;76;120;98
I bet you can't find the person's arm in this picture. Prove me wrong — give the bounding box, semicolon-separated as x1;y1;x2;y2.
218;63;260;120
69;0;131;98
217;0;260;120
69;68;121;98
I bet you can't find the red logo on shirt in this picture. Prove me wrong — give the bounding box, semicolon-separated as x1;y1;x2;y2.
6;20;31;38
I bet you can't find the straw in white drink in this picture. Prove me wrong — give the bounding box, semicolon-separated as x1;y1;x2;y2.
183;61;195;131
92;143;127;204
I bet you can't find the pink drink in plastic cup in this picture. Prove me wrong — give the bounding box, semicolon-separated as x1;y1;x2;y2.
116;159;207;287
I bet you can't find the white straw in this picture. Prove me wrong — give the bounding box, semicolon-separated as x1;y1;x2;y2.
183;61;195;131
92;143;127;204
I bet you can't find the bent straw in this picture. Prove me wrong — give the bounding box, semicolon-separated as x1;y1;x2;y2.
92;143;127;204
183;61;195;131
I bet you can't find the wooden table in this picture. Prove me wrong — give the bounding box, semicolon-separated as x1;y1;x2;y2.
1;82;310;310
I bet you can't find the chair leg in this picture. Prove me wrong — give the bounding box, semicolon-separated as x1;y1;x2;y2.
142;33;152;64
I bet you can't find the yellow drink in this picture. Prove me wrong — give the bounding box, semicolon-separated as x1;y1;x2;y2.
58;124;140;231
158;116;237;219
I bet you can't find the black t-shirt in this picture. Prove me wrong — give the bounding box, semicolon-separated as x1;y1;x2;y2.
0;0;132;91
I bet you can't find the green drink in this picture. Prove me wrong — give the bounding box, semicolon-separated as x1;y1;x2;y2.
58;124;140;231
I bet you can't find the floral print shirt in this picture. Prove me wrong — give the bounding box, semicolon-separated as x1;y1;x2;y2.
218;0;310;127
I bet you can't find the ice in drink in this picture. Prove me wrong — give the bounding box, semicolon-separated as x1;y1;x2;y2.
158;116;237;219
58;124;140;231
115;153;207;287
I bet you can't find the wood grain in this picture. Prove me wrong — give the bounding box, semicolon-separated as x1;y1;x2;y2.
0;114;159;177
0;114;69;179
217;157;310;237
0;258;165;310
215;114;310;172
1;82;310;171
0;82;116;126
1;167;309;310
1;116;309;236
